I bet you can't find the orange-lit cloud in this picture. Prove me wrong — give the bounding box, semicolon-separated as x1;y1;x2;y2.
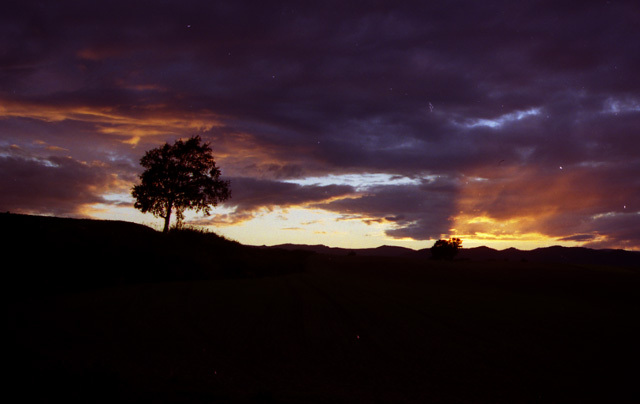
0;151;125;217
452;163;640;249
2;1;639;250
0;98;224;146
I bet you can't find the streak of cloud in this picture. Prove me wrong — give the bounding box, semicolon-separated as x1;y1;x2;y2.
1;0;639;249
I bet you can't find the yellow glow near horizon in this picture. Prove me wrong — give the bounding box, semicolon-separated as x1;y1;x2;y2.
78;176;623;251
82;201;431;249
203;207;431;250
449;212;562;250
452;232;582;250
81;201;588;251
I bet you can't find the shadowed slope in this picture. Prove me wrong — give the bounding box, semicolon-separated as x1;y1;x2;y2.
5;213;640;403
2;213;310;295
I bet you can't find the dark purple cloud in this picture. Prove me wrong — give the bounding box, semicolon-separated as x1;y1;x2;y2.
228;177;355;213
0;147;121;215
581;212;640;250
1;0;639;248
313;177;459;240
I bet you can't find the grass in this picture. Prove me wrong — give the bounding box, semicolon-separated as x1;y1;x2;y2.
2;213;310;296
5;213;640;403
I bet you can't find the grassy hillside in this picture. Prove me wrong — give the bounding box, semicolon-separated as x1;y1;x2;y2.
5;213;640;403
2;213;310;295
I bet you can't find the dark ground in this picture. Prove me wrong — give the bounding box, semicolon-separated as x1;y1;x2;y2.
4;214;640;403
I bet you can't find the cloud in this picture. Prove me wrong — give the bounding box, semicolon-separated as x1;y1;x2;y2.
1;0;639;249
314;177;460;240
187;176;357;227
558;234;598;242
581;212;640;250
0;150;121;216
227;177;356;213
452;160;640;248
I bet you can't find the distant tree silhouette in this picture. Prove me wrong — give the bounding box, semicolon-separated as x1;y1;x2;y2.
430;238;462;260
132;136;231;233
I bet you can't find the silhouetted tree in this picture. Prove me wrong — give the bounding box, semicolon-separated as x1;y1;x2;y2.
430;238;462;260
132;136;231;233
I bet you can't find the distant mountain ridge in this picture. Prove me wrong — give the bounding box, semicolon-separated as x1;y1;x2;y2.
269;243;421;257
4;212;638;271
269;243;640;268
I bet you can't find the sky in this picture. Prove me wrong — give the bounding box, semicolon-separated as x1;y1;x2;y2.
1;0;639;251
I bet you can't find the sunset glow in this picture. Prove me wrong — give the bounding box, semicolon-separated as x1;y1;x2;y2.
2;1;639;251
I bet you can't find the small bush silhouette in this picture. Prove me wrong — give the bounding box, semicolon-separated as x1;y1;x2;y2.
430;238;462;260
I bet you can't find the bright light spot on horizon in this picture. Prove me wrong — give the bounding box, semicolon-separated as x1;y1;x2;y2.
450;213;582;250
81;179;639;251
83;199;620;251
202;207;430;249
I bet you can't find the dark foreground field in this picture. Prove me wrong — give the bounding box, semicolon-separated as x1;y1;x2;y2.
5;214;640;403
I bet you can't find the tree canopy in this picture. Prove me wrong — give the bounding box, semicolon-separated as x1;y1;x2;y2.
131;136;231;233
430;238;462;260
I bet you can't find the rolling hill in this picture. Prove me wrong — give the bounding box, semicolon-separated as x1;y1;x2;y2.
270;241;640;267
5;212;640;403
2;212;311;295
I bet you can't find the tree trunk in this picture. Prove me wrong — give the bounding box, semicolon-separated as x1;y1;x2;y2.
163;202;173;233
